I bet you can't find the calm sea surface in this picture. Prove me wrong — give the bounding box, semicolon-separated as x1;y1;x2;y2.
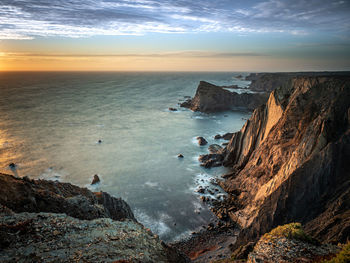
0;72;251;241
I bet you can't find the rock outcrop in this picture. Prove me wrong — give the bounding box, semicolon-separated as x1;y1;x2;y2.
247;223;338;263
0;173;135;221
0;173;189;262
219;74;350;245
0;209;189;262
198;153;224;168
180;81;268;112
197;136;208;146
91;174;100;185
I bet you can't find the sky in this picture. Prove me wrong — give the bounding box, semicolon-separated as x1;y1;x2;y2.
0;0;349;71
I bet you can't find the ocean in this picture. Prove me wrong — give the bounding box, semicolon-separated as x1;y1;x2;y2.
0;72;251;241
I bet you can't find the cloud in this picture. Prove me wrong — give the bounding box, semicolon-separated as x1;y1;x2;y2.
2;50;266;58
0;0;349;39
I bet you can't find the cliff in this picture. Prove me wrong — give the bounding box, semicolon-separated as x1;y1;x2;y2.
0;173;189;262
0;173;135;221
220;75;350;245
180;81;268;112
246;71;350;92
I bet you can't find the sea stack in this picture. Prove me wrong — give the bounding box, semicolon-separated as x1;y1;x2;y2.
91;174;100;185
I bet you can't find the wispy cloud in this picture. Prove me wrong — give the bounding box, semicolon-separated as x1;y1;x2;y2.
2;50;267;58
0;0;349;39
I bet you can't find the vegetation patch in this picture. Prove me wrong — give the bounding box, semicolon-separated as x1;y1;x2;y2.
262;223;318;244
323;242;350;263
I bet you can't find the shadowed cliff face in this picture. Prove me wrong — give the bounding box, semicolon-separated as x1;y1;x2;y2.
220;75;350;244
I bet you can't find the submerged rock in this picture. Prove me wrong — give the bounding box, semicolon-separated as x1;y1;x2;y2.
177;154;184;158
169;107;178;111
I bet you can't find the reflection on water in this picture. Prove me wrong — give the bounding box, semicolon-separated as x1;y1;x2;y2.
0;72;251;241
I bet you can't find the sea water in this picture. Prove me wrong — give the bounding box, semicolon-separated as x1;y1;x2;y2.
0;72;251;241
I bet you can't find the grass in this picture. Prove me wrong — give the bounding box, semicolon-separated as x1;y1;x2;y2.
262;222;318;244
323;242;350;263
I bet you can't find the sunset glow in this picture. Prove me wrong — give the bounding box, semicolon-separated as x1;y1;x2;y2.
0;0;349;71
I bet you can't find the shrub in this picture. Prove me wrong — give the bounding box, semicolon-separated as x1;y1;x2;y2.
323;242;350;263
262;222;318;244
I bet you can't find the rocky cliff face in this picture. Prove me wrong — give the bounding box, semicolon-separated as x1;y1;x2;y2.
181;81;268;112
0;174;189;262
220;75;350;244
0;209;188;263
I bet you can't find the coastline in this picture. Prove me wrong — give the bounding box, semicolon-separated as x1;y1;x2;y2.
174;72;350;261
1;72;349;262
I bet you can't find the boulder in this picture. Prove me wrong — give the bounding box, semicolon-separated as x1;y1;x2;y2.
196;136;208;146
214;134;222;139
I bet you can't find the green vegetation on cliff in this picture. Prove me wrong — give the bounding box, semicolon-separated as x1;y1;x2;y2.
323;242;350;263
262;222;317;244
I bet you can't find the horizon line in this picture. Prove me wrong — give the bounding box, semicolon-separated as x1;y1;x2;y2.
1;69;350;73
